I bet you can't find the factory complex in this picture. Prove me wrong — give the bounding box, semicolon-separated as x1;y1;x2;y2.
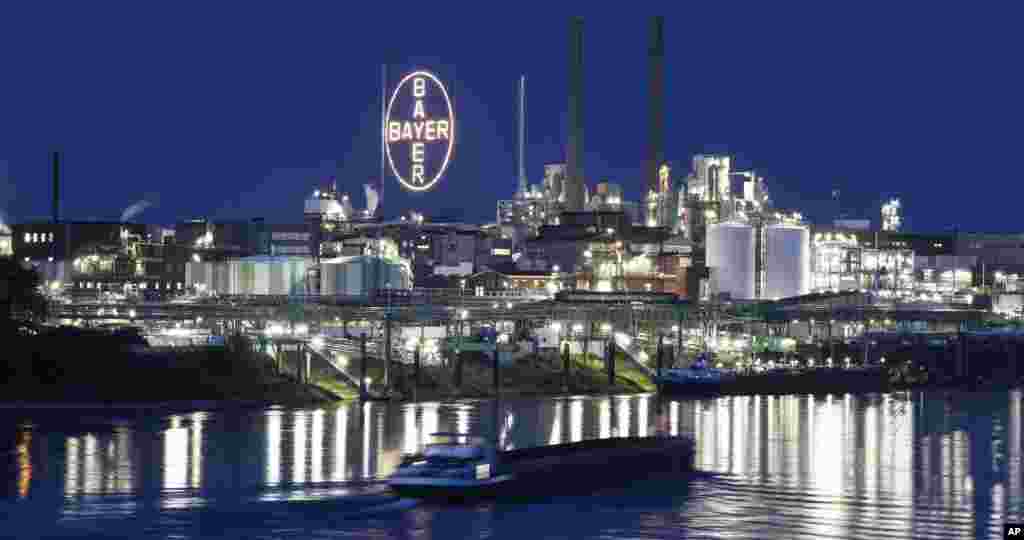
4;17;1024;326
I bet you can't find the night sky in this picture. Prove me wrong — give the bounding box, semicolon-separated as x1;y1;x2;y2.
0;6;1020;232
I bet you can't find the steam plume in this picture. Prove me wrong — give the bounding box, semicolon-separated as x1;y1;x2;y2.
120;200;152;222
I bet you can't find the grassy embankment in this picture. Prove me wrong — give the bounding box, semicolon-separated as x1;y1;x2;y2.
380;350;656;401
1;333;341;406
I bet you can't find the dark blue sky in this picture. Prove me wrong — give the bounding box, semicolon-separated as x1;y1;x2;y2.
1;6;1020;231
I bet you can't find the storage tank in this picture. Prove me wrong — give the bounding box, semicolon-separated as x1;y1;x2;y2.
320;256;412;297
186;256;310;295
242;256;310;295
706;222;755;299
764;225;811;300
227;260;242;295
185;261;214;291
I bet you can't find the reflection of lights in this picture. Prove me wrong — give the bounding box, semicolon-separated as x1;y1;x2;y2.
550;401;564;445
362;402;371;480
457;406;471;436
266;410;281;486
190;413;203;489
404;406;418;456
868;403;876;495
670;402;679;437
730;397;746;475
115;428;132;493
638;396;648;438
617;396;631;437
83;433;101;494
293;411;307;484
16;430;32;499
329;407;350;483
766;397;778;477
714;400;729;473
311;410;324;484
66;437;80;496
599;399;611;439
1010;391;1021;504
421;404;439;448
570;399;583;443
163;419;187;491
331;407;348;482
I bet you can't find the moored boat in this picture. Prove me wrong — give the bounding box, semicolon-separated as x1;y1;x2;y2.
655;366;735;394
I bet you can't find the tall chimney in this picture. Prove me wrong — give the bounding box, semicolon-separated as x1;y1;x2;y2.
566;17;585;211
52;150;61;223
517;75;527;195
647;16;665;195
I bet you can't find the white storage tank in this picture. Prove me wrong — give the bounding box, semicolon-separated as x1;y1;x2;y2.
185;261;214;291
186;256;310;295
706;222;755;300
764;224;811;300
320;256;412;297
244;256;310;295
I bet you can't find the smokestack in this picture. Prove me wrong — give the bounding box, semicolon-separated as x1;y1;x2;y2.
517;75;527;195
566;17;585;211
52;150;61;223
648;16;665;194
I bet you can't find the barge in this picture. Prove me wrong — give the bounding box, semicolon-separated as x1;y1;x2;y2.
388;432;694;500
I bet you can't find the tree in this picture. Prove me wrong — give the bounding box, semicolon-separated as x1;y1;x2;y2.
0;258;46;326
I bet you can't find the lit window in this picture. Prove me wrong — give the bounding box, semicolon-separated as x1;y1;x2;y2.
49;233;54;242
31;233;38;243
24;233;31;243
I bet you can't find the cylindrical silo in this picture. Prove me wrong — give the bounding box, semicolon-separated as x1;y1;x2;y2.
764;224;810;300
706;222;755;299
269;258;285;295
253;261;269;295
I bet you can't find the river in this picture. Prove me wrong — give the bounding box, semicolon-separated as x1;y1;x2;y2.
2;390;1021;539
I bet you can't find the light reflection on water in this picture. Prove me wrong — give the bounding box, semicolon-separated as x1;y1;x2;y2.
1;390;1022;539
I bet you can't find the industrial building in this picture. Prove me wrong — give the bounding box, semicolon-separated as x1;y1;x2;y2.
6;15;1024;319
0;223;12;257
186;256;312;296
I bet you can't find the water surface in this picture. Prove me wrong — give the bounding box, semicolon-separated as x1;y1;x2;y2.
2;390;1021;539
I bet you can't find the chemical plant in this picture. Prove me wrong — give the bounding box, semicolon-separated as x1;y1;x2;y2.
6;16;1024;381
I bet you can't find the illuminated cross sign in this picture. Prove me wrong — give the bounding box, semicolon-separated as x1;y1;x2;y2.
385;71;455;192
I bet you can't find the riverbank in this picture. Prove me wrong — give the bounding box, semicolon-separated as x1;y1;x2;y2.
0;332;340;407
382;351;655;401
659;364;1024;397
697;367;893;396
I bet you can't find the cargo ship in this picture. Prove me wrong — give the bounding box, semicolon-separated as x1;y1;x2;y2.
388;432;694;500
